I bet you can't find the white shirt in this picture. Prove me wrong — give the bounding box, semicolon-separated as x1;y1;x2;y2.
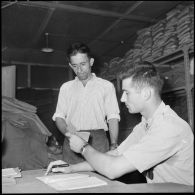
117;101;194;185
52;73;120;131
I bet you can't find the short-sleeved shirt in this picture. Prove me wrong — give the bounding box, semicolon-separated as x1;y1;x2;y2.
117;101;194;185
52;73;120;131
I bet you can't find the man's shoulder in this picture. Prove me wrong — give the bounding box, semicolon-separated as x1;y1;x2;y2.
95;76;113;87
60;80;75;90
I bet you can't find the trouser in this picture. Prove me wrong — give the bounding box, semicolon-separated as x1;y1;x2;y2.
62;129;109;164
116;171;147;184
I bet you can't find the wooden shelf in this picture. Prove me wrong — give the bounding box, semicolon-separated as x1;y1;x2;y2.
153;44;194;66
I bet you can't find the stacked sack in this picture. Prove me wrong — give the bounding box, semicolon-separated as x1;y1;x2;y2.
101;57;124;79
151;19;166;58
162;5;181;56
133;27;152;63
101;3;194;78
176;4;194;47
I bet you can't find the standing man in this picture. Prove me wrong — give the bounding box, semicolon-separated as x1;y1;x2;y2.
52;42;120;164
47;61;193;185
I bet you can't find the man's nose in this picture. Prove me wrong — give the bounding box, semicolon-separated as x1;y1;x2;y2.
120;92;126;102
76;65;82;72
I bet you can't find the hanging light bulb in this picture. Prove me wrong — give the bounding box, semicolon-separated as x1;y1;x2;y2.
41;32;54;53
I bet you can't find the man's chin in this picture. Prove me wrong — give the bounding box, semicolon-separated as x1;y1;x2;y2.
78;75;87;80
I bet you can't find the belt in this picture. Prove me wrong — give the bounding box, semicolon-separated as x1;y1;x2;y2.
79;129;104;132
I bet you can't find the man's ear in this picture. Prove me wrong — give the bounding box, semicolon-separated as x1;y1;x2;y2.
142;87;151;101
90;58;94;67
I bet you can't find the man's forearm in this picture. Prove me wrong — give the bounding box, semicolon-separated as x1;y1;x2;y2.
108;118;119;146
70;161;94;172
55;117;68;135
82;145;117;179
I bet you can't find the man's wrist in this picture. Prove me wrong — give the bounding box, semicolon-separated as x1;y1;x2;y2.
80;142;89;155
110;143;118;149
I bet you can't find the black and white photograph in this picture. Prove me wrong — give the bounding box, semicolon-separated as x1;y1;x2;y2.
2;1;194;193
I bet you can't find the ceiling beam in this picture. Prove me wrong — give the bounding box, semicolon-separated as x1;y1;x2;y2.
89;1;145;47
31;7;55;47
2;60;66;68
1;1;18;9
17;1;154;22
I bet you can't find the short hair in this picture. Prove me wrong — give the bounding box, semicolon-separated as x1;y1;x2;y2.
120;61;164;95
66;42;92;62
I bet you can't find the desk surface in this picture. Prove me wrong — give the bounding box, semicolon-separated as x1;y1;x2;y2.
2;169;194;193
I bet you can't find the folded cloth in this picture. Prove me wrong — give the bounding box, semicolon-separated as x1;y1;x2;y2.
2;96;37;113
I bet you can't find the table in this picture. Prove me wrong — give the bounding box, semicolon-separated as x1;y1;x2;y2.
2;169;194;193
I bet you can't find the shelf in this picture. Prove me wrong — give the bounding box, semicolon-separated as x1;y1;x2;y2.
152;44;194;66
162;84;194;94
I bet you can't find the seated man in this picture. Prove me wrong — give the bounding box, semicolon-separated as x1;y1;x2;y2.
46;61;194;185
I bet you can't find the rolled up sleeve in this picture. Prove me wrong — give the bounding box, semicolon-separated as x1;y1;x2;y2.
104;83;120;122
52;87;67;121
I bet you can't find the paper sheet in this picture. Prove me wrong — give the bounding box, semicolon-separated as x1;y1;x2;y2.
2;168;21;178
76;132;90;142
37;173;107;191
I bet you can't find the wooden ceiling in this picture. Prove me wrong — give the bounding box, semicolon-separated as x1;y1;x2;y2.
2;1;193;69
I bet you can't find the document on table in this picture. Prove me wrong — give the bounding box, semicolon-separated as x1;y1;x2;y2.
2;167;22;185
2;167;21;178
76;132;90;142
36;173;107;191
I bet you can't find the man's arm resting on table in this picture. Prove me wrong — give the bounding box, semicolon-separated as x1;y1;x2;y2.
82;144;136;179
108;118;119;149
70;161;94;172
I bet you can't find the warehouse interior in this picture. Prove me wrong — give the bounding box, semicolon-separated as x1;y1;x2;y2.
2;1;194;173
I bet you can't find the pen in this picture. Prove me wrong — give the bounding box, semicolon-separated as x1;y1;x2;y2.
45;163;69;175
52;164;69;168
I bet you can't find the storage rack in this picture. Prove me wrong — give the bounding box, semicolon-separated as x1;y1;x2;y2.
110;43;194;132
152;43;194;131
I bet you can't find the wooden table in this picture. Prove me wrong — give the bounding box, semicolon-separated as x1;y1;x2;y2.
2;169;194;193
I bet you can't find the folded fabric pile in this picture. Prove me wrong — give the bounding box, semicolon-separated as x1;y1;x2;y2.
176;4;194;47
2;96;52;136
102;3;193;77
101;57;124;79
134;27;152;62
2;96;52;170
151;19;166;59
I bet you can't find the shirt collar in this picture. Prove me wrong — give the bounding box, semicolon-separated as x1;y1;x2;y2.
75;73;96;82
141;101;166;130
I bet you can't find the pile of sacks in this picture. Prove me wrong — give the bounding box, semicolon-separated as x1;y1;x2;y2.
101;3;194;78
2;96;62;170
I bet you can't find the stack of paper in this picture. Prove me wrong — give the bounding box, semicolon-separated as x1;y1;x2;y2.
2;168;22;185
37;173;107;191
76;132;90;142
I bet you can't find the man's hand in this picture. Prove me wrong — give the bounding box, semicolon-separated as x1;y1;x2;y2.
45;160;69;175
52;165;72;174
65;132;86;153
110;143;118;150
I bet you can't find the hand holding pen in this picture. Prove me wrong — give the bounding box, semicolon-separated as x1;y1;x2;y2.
45;160;70;175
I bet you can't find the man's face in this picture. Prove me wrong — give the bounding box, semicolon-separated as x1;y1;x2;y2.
121;77;144;113
69;53;94;81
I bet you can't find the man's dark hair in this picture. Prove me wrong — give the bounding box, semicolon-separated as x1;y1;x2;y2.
120;61;164;95
66;42;92;62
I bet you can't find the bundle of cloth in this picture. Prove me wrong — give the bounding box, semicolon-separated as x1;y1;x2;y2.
2;96;61;170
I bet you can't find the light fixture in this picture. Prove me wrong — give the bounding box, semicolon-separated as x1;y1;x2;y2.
41;32;54;53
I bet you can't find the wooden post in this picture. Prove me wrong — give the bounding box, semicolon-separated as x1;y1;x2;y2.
2;65;16;98
183;45;194;131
